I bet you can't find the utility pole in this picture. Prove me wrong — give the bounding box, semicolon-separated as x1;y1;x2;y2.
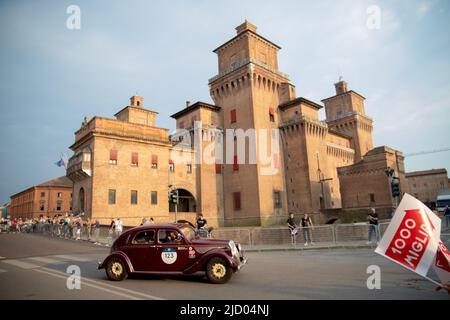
168;167;179;224
175;189;178;223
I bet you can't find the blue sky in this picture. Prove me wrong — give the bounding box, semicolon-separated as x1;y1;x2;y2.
0;0;449;204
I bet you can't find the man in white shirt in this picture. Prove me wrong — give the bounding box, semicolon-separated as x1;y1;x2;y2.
114;218;123;238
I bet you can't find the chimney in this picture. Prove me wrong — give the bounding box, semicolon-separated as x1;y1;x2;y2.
334;80;348;95
186;101;191;108
235;20;257;34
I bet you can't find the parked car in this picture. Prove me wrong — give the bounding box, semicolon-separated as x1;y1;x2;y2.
98;223;246;284
436;189;450;214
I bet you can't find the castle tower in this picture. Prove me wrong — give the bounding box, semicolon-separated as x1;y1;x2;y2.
208;21;289;225
322;80;373;162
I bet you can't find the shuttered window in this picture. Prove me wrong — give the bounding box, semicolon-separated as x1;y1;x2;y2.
230;109;237;123
131;152;139;166
233;155;239;171
109;150;118;165
151;155;158;169
273;154;279;169
233;192;241;210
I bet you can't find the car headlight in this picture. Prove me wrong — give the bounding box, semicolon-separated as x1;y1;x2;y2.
228;240;238;257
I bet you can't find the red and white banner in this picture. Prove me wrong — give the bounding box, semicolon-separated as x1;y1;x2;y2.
432;240;450;285
375;193;441;277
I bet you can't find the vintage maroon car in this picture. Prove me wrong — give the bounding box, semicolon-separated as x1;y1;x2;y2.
98;223;246;284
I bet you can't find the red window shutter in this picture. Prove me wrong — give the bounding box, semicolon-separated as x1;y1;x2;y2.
215;163;222;174
273;153;279;169
233;155;239;171
234;192;241;210
230;109;237;123
151;155;158;165
269;107;275;115
191;116;197;126
110;150;118;161
131;152;138;165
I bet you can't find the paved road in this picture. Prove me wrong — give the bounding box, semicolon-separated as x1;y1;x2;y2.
0;233;447;300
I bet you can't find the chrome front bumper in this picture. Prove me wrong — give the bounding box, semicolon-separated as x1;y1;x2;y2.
237;257;247;270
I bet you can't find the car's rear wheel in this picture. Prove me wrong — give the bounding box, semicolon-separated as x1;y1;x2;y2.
205;257;232;284
106;257;128;281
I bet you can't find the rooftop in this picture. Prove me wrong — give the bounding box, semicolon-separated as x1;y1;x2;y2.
37;176;73;188
170;101;220;119
279;97;323;111
10;176;73;199
213;21;281;53
405;168;448;178
321;90;366;103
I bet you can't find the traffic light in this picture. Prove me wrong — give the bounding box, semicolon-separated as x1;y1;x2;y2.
391;178;401;197
168;190;178;204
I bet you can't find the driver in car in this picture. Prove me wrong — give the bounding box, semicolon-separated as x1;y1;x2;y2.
160;231;180;243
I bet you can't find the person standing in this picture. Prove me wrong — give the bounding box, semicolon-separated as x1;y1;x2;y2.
75;218;82;240
93;219;101;244
108;218;115;245
196;214;213;236
444;205;450;228
301;213;314;246
86;218;93;242
286;213;298;244
367;208;380;244
114;218;123;239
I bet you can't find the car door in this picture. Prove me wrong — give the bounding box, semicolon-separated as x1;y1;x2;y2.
124;229;159;272
155;229;192;272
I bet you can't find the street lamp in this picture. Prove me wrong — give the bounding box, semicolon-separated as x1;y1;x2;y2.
385;167;400;209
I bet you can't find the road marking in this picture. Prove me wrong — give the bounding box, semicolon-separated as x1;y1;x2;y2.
0;269;7;273
33;268;143;300
0;256;5;260
40;267;165;300
28;257;64;264
52;255;90;262
1;259;40;269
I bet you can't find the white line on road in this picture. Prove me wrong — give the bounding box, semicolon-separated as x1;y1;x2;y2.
33;268;143;300
0;269;7;273
0;256;5;260
40;267;165;300
1;259;40;269
51;255;91;262
28;257;65;264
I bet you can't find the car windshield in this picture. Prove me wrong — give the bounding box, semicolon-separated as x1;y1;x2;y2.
179;225;196;241
437;199;450;208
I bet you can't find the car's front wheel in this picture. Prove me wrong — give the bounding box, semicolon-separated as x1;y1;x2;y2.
205;257;232;284
106;257;128;281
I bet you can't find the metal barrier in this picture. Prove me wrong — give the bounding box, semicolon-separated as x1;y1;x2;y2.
6;220;449;248
212;228;252;246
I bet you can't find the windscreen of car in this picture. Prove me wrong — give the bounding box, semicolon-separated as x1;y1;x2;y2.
179;226;196;242
132;230;155;244
437;199;450;208
158;229;182;244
